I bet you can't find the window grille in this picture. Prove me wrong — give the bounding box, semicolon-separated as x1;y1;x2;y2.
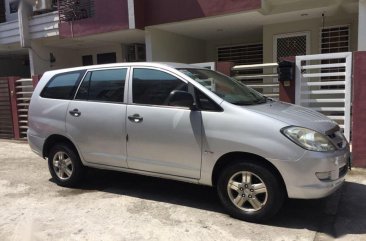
218;43;263;78
58;0;95;22
276;35;307;62
320;26;350;89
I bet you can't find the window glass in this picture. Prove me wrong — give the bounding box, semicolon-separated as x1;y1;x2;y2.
195;89;221;111
41;71;83;100
75;69;126;103
178;68;267;106
132;68;188;106
75;72;91;100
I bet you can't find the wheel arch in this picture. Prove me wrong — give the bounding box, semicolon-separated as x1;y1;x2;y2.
211;152;288;197
43;134;81;160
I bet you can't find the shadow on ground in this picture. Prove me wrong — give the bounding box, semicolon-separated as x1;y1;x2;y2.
51;168;366;238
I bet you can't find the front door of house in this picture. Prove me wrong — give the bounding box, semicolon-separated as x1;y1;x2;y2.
274;32;310;62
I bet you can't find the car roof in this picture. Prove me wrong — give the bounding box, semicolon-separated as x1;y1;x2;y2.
45;62;202;76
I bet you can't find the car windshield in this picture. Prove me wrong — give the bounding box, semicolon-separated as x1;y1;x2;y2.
178;68;267;106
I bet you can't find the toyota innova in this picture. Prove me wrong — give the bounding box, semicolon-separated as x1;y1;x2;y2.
28;62;350;222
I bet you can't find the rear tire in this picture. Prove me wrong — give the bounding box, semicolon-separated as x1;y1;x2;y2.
48;143;85;187
217;161;285;223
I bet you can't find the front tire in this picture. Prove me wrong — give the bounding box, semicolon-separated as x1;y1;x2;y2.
48;143;85;187
217;161;285;223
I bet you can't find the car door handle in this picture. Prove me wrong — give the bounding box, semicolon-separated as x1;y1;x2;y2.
128;114;143;123
69;109;81;117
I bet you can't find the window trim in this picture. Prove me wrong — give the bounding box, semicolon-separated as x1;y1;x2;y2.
73;67;130;104
40;70;86;100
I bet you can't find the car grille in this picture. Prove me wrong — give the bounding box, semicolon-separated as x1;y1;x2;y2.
339;165;348;178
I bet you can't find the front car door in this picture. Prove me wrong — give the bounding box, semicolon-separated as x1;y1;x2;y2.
126;67;202;179
66;68;129;168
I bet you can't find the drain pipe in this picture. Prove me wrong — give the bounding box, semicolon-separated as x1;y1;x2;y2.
18;1;34;75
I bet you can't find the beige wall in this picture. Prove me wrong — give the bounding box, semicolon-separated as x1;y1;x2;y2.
263;15;358;63
205;32;262;62
29;42;126;75
146;28;206;63
77;44;125;64
359;0;366;50
29;41;81;76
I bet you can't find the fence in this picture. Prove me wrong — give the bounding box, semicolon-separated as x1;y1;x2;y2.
295;52;352;141
231;63;280;99
0;77;35;140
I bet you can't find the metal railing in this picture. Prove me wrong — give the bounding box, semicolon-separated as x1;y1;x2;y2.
58;0;95;22
232;63;280;99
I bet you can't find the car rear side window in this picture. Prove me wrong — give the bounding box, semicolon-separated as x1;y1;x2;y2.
75;68;127;103
132;68;187;106
41;71;84;100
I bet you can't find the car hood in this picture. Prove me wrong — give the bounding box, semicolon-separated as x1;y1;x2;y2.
244;101;337;133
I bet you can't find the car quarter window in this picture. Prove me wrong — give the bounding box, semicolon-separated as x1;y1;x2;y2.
75;68;127;103
41;71;84;100
132;68;188;106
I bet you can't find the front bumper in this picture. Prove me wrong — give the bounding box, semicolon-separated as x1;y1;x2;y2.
271;146;350;199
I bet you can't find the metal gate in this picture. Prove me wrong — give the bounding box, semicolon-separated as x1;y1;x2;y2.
12;78;34;139
0;78;13;139
295;52;352;141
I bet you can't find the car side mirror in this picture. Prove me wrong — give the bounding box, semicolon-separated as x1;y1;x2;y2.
166;90;196;109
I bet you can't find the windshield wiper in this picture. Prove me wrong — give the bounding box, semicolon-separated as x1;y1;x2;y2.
231;101;255;106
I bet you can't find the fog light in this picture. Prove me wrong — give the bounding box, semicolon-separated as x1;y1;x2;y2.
316;171;332;181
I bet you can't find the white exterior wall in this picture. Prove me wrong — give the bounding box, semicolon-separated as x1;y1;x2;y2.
359;0;366;50
146;28;206;63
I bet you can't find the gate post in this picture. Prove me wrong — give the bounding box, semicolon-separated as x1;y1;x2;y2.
7;76;21;139
352;51;366;167
32;75;42;87
216;62;235;76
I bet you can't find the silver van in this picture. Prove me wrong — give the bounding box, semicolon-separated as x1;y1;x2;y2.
28;62;350;222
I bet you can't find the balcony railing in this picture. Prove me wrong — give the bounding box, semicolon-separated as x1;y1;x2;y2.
58;0;95;22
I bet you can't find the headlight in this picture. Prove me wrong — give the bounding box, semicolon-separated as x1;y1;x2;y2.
281;126;336;152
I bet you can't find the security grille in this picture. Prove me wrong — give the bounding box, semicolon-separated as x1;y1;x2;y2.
218;43;263;65
0;79;13;139
276;35;307;62
320;26;350;90
58;0;95;22
218;43;263;79
321;26;350;54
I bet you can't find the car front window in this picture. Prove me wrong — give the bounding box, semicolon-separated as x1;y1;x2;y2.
178;68;267;106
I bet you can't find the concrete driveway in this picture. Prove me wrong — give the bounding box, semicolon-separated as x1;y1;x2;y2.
0;140;365;241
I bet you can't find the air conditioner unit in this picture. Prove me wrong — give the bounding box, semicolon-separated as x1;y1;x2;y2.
33;0;53;12
126;44;146;62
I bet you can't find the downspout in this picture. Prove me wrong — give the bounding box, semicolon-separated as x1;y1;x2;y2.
18;1;33;75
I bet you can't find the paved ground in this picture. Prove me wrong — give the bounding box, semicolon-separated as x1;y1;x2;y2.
0;140;366;241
